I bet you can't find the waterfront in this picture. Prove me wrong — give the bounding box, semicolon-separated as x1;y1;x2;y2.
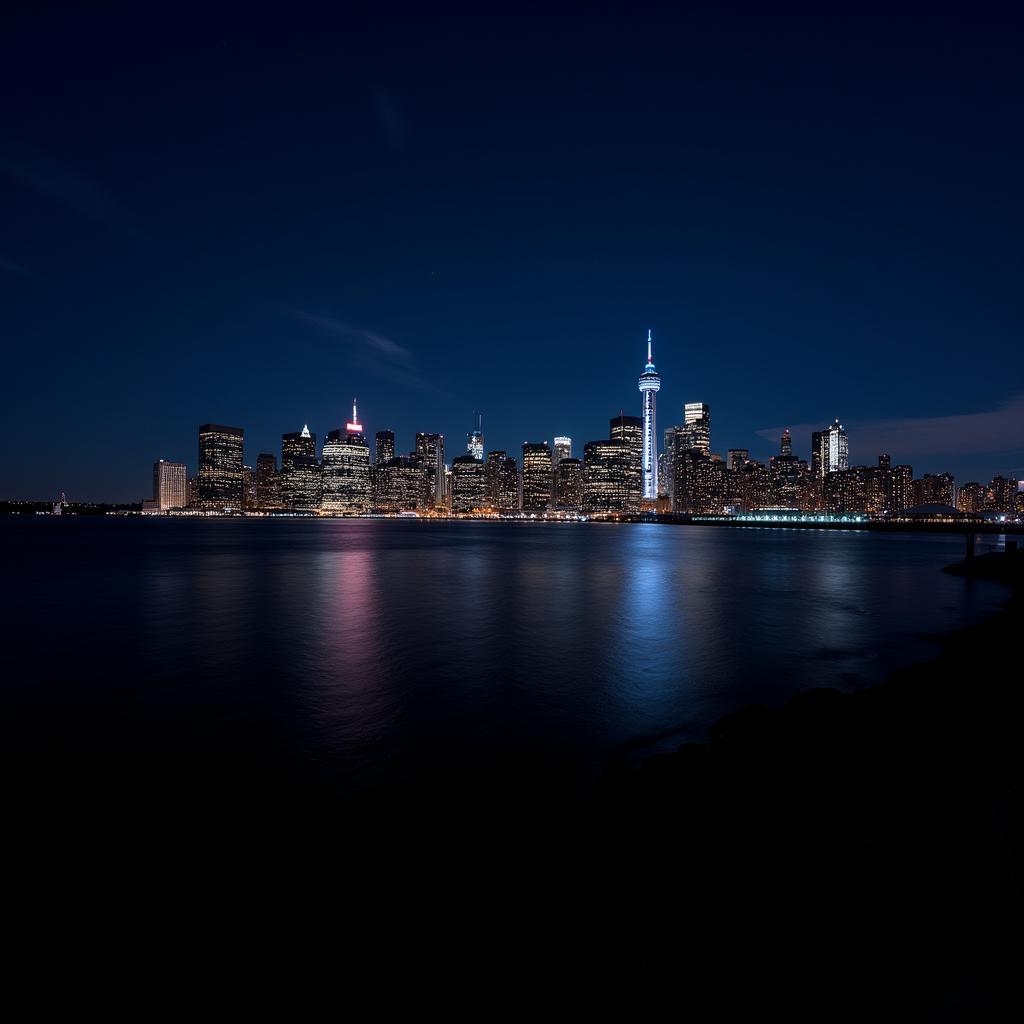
1;518;1010;804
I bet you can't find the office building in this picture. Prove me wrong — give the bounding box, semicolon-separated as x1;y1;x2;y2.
521;442;553;512
416;432;446;508
727;449;749;472
467;413;484;460
152;460;187;512
255;453;281;510
281;425;320;512
638;331;661;499
811;418;849;479
451;454;486;513
197;423;244;511
242;465;257;510
682;403;711;457
582;440;632;514
486;451;519;513
375;430;395;465
553;437;572;468
674;449;727;514
321;400;371;514
373;454;429;513
555;457;583;511
609;414;642;511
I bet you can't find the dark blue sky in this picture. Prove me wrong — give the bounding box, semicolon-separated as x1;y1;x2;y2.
2;5;1022;500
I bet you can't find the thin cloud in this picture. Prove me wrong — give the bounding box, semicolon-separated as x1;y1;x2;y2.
287;308;448;396
289;309;415;363
0;141;132;231
758;394;1024;461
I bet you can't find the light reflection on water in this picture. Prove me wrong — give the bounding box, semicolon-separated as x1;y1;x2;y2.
0;518;1008;791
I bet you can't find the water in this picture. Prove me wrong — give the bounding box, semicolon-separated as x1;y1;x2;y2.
0;517;1008;800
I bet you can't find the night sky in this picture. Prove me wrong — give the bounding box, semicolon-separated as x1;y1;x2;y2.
2;5;1022;501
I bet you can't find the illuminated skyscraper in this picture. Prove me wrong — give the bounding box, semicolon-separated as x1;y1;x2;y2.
609;414;642;511
811;418;849;479
197;424;244;511
553;437;572;467
242;465;257;510
416;432;445;507
582;441;632;514
486;451;519;512
281;424;320;511
321;400;371;514
375;430;395;464
727;449;749;472
521;442;553;512
255;453;281;510
153;460;187;511
451;454;486;513
555;457;583;511
682;403;711;457
467;412;484;460
638;330;661;499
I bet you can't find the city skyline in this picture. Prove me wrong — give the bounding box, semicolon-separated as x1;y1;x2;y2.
3;9;1024;501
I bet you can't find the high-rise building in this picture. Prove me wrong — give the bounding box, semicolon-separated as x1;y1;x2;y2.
416;432;445;507
890;464;913;511
582;440;632;514
609;414;642;511
467;413;484;461
638;331;661;499
485;451;519;513
152;460;187;511
957;482;985;514
662;424;685;502
451;454;486;513
321;400;371;515
811;419;849;479
521;442;553;512
255;453;281;510
373;455;428;513
987;475;1019;514
375;430;395;465
197;424;244;511
281;424;320;512
682;403;711;457
727;449;749;472
780;428;793;457
553;437;572;468
675;449;727;513
913;472;955;508
242;465;257;510
555;457;583;511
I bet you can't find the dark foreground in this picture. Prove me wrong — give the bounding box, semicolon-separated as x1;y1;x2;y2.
11;595;1021;1016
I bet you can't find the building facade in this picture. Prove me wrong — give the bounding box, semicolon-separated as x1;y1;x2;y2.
281;425;320;512
485;451;519;513
416;432;446;508
451;455;486;513
321;402;371;514
521;442;553;512
153;460;187;511
582;440;632;514
555;457;583;511
255;453;281;510
197;423;244;511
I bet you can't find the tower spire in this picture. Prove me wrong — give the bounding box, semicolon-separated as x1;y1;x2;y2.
647;329;653;365
346;397;363;433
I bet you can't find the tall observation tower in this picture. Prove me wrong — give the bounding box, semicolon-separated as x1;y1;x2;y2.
638;330;661;500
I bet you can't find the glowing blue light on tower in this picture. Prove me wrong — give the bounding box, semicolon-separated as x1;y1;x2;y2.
638;329;661;500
